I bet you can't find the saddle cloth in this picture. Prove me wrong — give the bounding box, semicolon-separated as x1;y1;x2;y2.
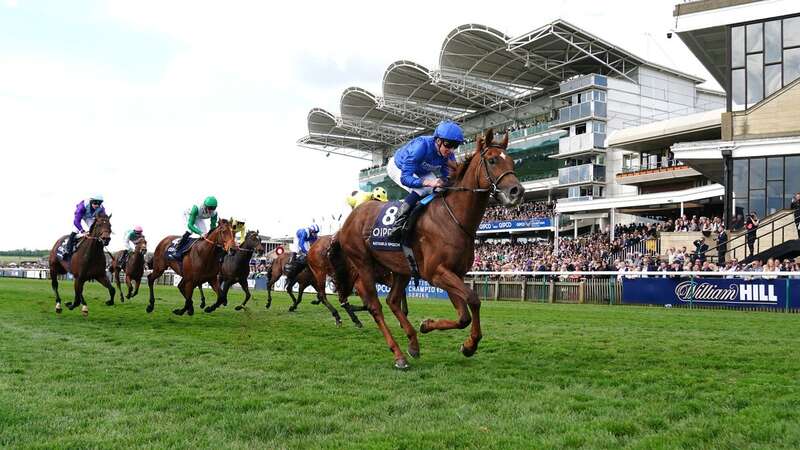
369;194;435;252
166;237;198;262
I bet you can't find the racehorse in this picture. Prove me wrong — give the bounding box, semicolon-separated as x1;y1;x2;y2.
329;129;524;368
205;230;263;313
262;251;314;312
108;238;147;303
48;212;114;316
146;220;236;315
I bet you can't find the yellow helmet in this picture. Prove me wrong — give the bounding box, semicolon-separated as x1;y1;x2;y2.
372;186;388;202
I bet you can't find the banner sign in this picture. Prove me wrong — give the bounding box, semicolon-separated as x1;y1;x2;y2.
376;279;449;300
478;217;551;232
622;277;800;308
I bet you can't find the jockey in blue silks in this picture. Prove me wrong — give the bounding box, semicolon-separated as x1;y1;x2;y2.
386;120;463;240
287;223;320;277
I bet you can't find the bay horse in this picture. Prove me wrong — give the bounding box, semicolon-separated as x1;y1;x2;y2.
205;230;264;313
146;220;236;315
108;238;147;303
262;250;309;312
48;212;114;316
329;129;524;368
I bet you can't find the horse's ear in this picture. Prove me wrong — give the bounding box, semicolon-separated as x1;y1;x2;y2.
108;213;112;219
500;132;508;148
475;134;484;154
484;128;495;146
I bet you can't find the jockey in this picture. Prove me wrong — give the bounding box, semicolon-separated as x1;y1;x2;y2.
123;226;144;251
176;196;218;250
121;226;144;266
66;195;106;258
386;120;462;239
346;186;389;209
231;218;247;244
286;223;318;275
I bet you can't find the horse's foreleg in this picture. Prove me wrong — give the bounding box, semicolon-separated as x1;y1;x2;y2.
265;278;274;309
173;279;194;316
125;273;134;300
133;278;141;298
203;277;225;314
146;262;167;314
316;291;342;327
234;278;252;311
68;279;89;316
286;278;300;312
198;285;206;310
97;274;116;307
422;269;479;356
386;275;418;358
113;269;122;302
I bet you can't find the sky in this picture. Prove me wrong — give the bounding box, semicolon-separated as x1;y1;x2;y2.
0;0;720;250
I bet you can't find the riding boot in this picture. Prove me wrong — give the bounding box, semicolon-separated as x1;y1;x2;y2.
176;231;190;251
65;232;77;260
388;201;413;242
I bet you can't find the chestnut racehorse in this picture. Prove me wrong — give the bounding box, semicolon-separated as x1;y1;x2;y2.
329;129;524;368
49;212;114;316
146;220;236;315
109;238;147;303
205;230;264;313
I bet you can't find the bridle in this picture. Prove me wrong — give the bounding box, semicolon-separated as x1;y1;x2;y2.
439;144;516;238
202;224;237;252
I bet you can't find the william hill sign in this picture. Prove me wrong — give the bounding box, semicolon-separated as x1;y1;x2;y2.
623;278;798;308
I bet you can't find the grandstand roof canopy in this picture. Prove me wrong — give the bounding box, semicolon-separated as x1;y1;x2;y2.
298;19;708;160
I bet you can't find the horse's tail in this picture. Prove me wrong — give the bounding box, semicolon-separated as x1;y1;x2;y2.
327;239;352;300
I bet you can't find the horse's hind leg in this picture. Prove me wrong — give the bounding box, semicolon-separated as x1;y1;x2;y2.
204;277;225;314
234;278;252;311
146;259;167;313
286;278;301;312
132;278;141;299
51;270;62;313
386;274;419;358
97;273;116;307
265;278;274;309
113;269;122;303
198;285;206;310
125;273;134;300
69;279;89;316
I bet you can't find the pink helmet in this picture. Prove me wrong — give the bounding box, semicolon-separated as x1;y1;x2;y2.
134;226;143;233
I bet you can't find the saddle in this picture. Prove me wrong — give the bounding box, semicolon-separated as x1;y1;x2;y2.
369;194;435;285
166;237;199;262
57;236;84;262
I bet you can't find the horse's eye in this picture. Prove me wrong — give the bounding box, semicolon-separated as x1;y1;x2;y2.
488;158;497;165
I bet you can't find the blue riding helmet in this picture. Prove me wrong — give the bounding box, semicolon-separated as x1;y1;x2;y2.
309;224;320;234
433;121;464;144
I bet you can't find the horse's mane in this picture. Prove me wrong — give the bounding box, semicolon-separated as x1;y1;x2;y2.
451;128;497;184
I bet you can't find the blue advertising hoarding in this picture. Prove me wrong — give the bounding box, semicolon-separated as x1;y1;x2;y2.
622;277;800;309
478;217;552;232
376;280;449;299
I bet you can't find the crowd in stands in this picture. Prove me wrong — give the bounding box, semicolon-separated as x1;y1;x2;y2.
482;201;555;222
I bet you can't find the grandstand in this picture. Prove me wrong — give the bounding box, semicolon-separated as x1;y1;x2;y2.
297;16;800;271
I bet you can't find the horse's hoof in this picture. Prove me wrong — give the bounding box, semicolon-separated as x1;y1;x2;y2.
311;300;321;305
234;305;243;311
408;346;420;359
187;307;194;316
172;308;184;316
81;306;89;317
460;344;476;358
66;302;75;310
55;304;62;314
419;320;433;334
203;307;214;314
105;300;114;306
222;300;228;307
335;320;342;327
288;307;297;313
353;321;363;329
146;304;154;314
394;358;409;370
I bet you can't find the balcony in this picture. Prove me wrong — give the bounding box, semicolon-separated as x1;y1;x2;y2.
553;101;607;127
558;163;605;186
559;74;608;96
615;159;701;185
557;132;606;157
359;165;387;180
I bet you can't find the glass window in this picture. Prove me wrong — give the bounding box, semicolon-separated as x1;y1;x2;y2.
765;20;782;64
767;157;783;180
784;48;800;85
575;123;587;135
732;159;749;198
765;64;782;96
732;68;746;111
749;189;766;218
746;23;763;53
786;156;800;205
732;26;745;68
750;158;765;189
784;16;800;47
767;180;783;215
747;53;764;106
734;197;748;221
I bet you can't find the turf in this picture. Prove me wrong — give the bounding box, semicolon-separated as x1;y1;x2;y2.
1;277;800;449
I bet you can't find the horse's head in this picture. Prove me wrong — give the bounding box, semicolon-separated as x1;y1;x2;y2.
211;219;236;252
89;213;112;246
244;230;264;254
459;129;524;206
134;238;147;255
